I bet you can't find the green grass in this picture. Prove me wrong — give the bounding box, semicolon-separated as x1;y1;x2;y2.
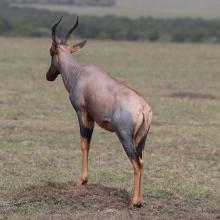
12;0;220;19
0;37;220;219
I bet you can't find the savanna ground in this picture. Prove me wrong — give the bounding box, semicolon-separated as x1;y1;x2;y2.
0;37;220;219
13;0;220;19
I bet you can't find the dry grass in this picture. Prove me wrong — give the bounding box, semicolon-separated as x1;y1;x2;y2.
0;37;220;219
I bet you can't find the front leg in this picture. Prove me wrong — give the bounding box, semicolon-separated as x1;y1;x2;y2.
76;109;94;186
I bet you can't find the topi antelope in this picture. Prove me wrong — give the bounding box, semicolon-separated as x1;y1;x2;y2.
46;16;152;207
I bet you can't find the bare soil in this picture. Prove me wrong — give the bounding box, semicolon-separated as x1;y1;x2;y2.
170;91;217;100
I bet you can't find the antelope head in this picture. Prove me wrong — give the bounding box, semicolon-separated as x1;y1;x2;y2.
46;16;87;81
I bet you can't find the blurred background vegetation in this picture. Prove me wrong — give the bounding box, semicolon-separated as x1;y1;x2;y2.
1;0;220;42
8;0;115;6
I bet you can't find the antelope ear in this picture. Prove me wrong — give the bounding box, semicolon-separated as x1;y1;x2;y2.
70;40;87;53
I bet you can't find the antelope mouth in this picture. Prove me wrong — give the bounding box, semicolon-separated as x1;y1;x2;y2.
46;65;60;81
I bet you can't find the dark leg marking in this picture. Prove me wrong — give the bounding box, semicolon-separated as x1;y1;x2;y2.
117;131;138;161
77;110;94;143
80;125;93;143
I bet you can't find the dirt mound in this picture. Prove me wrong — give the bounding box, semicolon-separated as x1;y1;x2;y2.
13;182;130;211
1;182;217;220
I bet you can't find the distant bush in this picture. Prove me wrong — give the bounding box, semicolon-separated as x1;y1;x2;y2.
1;3;220;43
0;18;13;34
148;31;160;42
172;30;189;42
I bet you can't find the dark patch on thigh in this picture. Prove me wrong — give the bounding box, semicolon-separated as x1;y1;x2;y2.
111;106;134;136
111;106;140;162
117;133;137;161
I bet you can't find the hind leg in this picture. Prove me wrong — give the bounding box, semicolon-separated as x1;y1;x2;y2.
113;109;144;206
136;135;147;204
116;131;143;207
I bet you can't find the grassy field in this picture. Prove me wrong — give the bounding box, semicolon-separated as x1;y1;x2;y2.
12;0;220;19
0;37;220;219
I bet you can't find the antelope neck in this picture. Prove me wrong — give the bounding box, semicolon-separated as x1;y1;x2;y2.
59;52;82;93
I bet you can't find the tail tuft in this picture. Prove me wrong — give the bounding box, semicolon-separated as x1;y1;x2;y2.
133;107;152;167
